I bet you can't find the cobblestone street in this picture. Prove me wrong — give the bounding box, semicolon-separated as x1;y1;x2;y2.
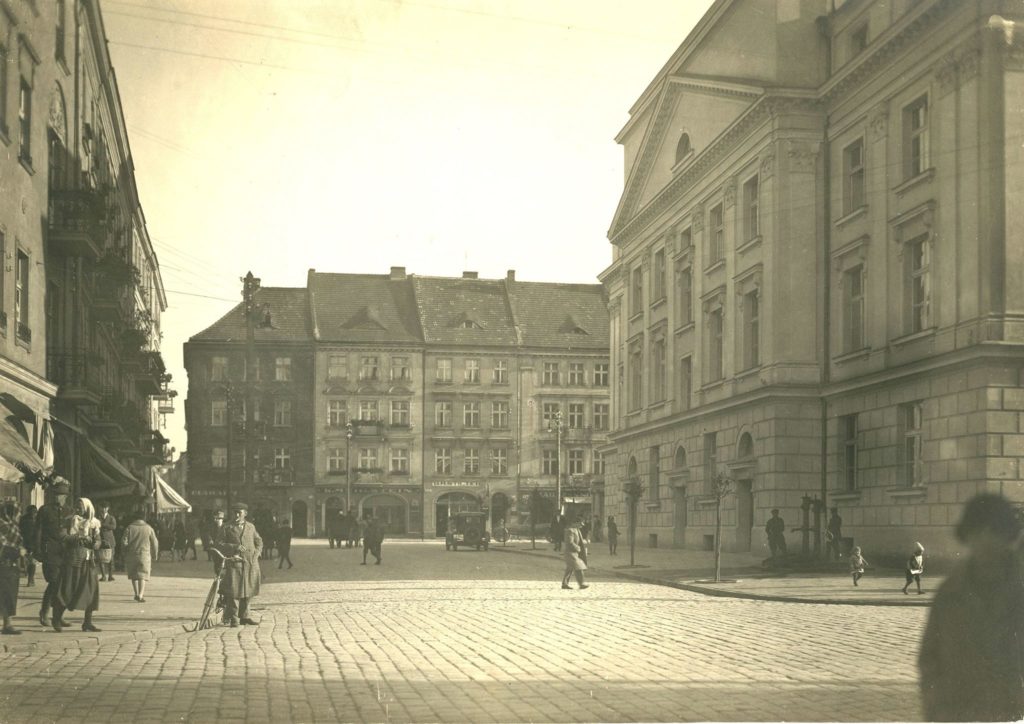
0;541;927;722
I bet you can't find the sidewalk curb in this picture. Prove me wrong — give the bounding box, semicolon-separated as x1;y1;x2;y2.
0;621;208;655
492;545;932;607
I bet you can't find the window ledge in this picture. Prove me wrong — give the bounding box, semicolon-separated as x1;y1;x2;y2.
833;346;872;364
887;486;927;499
890;327;936;348
650;296;667;312
674;320;695;335
703;259;726;275
834;205;868;228
648;400;667;412
671;151;694;175
628;311;645;324
829;491;862;502
435;380;454;385
695;497;719;508
18;156;35;176
893;168;935;196
736;235;762;255
625;408;644;418
700;378;726;392
734;365;761;381
644;502;662;511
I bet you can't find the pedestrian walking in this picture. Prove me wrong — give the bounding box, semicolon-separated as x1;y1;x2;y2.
53;497;102;633
549;514;564;552
212;502;262;627
355;514;367;549
173;517;188;562
17;505;37;587
361;515;383;565
121;511;158;602
184;515;199;560
592;515;603;544
765;509;787;559
0;501;24;635
825;508;843;561
35;479;71;629
277;518;293;569
580;516;592;541
849;546;867;586
607;515;619;555
97;503;117;581
918;494;1024;722
561;516;589;590
326;510;342;549
901;542;925;595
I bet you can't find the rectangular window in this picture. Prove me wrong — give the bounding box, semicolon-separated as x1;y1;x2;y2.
327;400;347;427
435;447;452;474
568;449;585;476
390;448;409;474
212;447;227;469
55;0;66;63
274;447;291;469
593;403;609;431
359;355;379;381
648;446;661;503
462;358;480;383
708;204;724;265
843;266;865;352
742;176;759;241
592;450;605;476
490;448;507;475
210;400;227;427
743;290;760;369
906;234;930;333
708;308;724;382
568;403;585;429
904;96;929;179
357;448;378;470
18;79;31;164
541;402;560;425
900;402;924;486
275;357;292;381
390;401;409;427
653;248;666;302
390;356;410;382
492;359;508;384
594;363;609;387
631;267;644;313
463;402;480;428
704;432;717;486
843;139;865;214
464;448;479;474
210;356;228;382
435;401;452;427
491;401;509;429
358;400;378;421
650;333;666;403
273;400;292;427
678;357;692;411
541;449;559;476
436;358;452;382
327;447;346;473
568;362;585;386
327;354;347;379
676;262;692;326
542;362;560;386
15;250;28;335
629;340;643;411
841;414;858;491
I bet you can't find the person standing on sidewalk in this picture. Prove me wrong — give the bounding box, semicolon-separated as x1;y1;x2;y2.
0;501;24;635
918;494;1023;722
122;511;159;602
361;515;383;565
902;542;925;595
97;503;117;582
184;514;199;561
276;518;293;569
561;516;589;590
825;508;843;561
35;479;71;628
17;505;37;587
213;502;262;626
53;497;102;633
765;509;787;559
607;516;619;556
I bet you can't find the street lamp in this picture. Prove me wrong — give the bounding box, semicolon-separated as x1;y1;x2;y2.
546;409;564;516
345;420;354;512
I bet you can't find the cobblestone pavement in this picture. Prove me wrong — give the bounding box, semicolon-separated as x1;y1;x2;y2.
0;540;927;723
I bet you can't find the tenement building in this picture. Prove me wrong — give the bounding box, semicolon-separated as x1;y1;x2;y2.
185;269;609;537
1;0;171;506
601;0;1024;561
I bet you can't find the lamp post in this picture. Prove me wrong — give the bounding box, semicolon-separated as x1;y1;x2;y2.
711;470;734;583
345;421;354;512
547;409;564;516
624;477;644;567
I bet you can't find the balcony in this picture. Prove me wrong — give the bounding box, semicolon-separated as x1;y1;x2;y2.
92;283;130;325
47;188;107;259
134;351;166;396
261;467;294;486
351;420;385;438
139;429;171;464
15;322;31;345
47;351;104;405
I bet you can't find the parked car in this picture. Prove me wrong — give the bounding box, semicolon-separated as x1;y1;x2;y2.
445;511;490;551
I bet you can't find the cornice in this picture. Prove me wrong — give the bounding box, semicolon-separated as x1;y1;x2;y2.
0;357;58;400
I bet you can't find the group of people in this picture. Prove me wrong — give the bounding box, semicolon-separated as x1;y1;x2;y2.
325;509;385;564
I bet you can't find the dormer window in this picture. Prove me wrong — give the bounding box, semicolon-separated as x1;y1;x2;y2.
451;311;483;329
674;133;692;165
460;320;479;329
558;315;588;335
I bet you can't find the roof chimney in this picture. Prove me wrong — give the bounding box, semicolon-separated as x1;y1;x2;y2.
389;266;406;280
506;269;515;282
462;271;478;279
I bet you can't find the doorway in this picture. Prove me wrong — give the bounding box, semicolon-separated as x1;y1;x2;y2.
491;492;510;529
324;496;343;538
735;479;753;552
435;492;480;536
672;487;687;548
291;500;308;537
362;494;407;535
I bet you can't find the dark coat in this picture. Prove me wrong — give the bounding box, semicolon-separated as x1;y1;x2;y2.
35;503;70;567
214;520;263;599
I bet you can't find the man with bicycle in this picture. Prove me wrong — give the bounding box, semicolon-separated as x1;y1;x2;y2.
212;502;262;627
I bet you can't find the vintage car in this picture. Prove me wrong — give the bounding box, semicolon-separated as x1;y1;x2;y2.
444;511;490;551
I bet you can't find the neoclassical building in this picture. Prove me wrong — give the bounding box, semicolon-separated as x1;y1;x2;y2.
601;0;1024;561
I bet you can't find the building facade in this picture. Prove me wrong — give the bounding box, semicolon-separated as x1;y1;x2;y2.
601;0;1024;561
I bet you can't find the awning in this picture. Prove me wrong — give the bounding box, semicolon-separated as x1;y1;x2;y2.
0;400;45;482
153;470;191;513
81;437;146;499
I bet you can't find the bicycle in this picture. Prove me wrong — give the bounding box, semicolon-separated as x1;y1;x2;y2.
192;549;240;632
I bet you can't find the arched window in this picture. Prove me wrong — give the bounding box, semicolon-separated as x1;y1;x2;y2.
674;446;687;470
627;455;638;480
675;133;692;164
738;432;754;460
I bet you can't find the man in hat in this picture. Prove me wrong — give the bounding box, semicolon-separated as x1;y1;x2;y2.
35;479;72;627
212;502;262;627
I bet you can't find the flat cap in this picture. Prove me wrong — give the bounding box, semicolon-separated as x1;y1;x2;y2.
230;502;248;512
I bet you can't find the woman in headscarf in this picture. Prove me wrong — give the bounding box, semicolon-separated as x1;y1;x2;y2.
0;501;24;634
53;497;102;632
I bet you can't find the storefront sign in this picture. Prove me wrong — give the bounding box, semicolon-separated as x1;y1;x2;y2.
355;486;420;495
431;480;480;488
187;489;227;498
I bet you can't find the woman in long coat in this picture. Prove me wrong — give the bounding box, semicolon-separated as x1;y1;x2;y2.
55;497;101;632
214;503;262;626
561;516;589;590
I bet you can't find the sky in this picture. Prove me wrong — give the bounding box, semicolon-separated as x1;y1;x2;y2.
100;0;716;455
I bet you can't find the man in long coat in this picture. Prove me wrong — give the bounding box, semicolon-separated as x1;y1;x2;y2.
561;515;589;590
35;479;71;627
213;502;262;627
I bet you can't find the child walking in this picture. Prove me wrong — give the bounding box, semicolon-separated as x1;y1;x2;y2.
849;546;867;586
902;541;925;594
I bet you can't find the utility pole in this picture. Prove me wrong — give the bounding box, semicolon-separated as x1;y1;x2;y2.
225;382;234;509
241;272;260;504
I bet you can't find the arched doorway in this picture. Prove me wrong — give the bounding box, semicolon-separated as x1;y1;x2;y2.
291;500;308;538
734;432;755;552
362;493;407;535
435;491;479;537
490;492;510;529
324;495;343;538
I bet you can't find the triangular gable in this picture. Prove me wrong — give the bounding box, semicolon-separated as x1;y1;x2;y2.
342;305;387;330
558;314;589;335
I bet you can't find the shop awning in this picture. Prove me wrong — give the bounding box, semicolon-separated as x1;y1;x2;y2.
153;470;191;513
81;437;146;499
0;400;45;482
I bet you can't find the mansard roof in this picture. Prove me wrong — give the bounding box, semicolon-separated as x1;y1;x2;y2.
189;287;310;344
309;273;421;344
